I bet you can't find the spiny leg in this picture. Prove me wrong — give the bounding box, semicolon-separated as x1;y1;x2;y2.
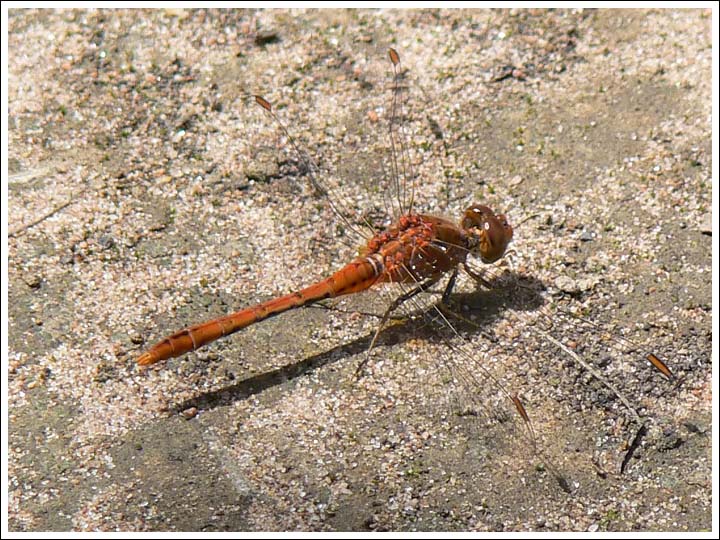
435;267;506;346
462;261;496;290
355;276;442;379
439;266;493;325
441;267;459;305
442;261;508;318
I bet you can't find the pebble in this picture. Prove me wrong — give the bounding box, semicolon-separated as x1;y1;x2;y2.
181;407;198;420
554;275;578;294
98;235;115;250
698;212;711;234
25;274;42;289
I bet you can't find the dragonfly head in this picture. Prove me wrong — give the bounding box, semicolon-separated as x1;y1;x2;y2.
461;204;513;263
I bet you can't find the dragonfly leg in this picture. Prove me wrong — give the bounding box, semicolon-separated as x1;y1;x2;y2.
462;261;495;289
355;276;441;379
441;267;459;305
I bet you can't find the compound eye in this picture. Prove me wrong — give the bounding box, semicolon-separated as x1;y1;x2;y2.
462;204;492;230
496;214;513;238
478;212;513;262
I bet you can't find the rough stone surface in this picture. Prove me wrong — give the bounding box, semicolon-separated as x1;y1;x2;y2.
7;8;712;532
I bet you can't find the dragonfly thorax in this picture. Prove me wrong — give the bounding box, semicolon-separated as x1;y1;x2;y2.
356;206;512;287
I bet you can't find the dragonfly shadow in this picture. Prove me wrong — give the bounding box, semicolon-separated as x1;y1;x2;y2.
435;270;547;334
172;270;548;414
357;270;548;355
173;335;373;413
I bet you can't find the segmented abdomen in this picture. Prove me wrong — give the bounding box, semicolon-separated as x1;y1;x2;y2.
138;257;383;366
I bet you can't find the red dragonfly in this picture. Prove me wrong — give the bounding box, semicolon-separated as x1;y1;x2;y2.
138;49;672;486
137;49;515;369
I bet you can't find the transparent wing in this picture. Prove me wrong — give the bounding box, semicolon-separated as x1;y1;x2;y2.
247;49;440;245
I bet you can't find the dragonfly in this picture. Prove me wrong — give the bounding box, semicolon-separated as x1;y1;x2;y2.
137;49;673;488
137;49;515;370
